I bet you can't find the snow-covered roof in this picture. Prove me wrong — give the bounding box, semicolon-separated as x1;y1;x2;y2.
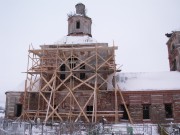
55;35;97;45
108;71;180;91
12;71;180;92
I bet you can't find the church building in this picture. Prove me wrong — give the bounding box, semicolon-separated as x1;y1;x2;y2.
5;3;180;124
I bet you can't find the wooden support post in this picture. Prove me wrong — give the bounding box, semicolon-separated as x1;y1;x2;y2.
75;92;94;122
115;89;118;123
40;91;63;122
113;44;119;123
94;77;97;123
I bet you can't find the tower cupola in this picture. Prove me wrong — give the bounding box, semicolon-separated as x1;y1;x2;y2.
75;3;85;15
67;3;92;37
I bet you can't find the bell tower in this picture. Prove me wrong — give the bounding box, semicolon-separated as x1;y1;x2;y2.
67;3;92;37
166;31;180;71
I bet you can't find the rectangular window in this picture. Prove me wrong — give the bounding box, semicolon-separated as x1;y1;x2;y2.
143;105;150;119
60;64;66;80
76;21;80;29
120;105;128;120
80;73;85;79
86;106;93;114
80;63;85;79
165;104;173;118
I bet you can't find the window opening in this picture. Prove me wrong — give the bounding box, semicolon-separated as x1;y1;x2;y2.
80;63;85;79
80;73;85;79
60;74;65;80
68;57;78;69
60;64;65;71
54;105;59;112
60;64;66;80
143;104;150;119
165;104;173;118
120;105;128;120
70;63;76;69
76;21;80;29
86;106;93;114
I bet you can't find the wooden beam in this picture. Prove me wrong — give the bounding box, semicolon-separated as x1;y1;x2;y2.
63;82;90;122
117;85;133;124
45;92;71;121
75;92;94;122
39;91;63;122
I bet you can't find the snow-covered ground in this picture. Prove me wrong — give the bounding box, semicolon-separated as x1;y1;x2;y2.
1;120;180;135
0;120;162;135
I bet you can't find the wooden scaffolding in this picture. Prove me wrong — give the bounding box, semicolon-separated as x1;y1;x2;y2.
22;43;122;123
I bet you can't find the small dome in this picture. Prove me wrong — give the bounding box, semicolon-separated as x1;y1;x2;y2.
75;3;85;15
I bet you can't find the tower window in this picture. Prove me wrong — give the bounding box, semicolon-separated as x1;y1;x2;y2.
76;21;80;29
143;104;150;119
165;104;173;118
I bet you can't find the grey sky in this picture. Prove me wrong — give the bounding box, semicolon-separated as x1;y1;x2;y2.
0;0;180;105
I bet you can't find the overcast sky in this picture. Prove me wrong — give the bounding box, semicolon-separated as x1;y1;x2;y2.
0;0;180;106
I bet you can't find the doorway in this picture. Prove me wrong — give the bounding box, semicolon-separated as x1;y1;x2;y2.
15;104;22;117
